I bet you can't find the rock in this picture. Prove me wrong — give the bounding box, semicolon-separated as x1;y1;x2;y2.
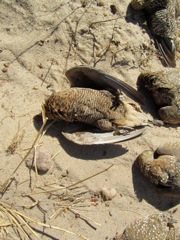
26;147;53;173
100;187;117;200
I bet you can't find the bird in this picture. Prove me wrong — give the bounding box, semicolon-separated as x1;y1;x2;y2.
65;66;145;105
42;66;148;145
131;0;172;11
148;4;176;67
136;149;180;190
44;87;147;131
137;69;180;124
130;0;145;10
156;141;180;161
131;0;177;67
117;213;180;240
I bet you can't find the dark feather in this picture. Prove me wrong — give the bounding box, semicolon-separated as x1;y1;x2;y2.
62;123;145;145
155;37;176;67
66;66;145;105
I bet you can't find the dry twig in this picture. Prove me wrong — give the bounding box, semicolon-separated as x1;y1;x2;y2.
0;201;89;240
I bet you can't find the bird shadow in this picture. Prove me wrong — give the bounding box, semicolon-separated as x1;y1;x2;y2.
125;3;151;37
33;115;128;160
136;80;160;120
132;162;180;211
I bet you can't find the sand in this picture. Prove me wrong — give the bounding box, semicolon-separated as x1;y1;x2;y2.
0;0;179;239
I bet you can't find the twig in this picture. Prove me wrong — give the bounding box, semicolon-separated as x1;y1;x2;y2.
0;202;89;240
89;16;122;28
34;145;38;187
68;208;97;230
28;164;114;195
51;149;62;161
67;164;114;190
41;59;54;86
0;106;48;194
4;208;31;239
93;18;118;67
63;0;95;71
68;207;101;230
14;106;47;174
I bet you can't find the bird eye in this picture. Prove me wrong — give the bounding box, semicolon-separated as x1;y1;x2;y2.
148;76;156;86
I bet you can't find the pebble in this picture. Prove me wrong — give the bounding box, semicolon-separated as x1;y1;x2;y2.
26;147;53;173
100;187;117;200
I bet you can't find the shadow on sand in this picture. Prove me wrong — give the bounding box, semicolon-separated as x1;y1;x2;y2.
33;116;128;160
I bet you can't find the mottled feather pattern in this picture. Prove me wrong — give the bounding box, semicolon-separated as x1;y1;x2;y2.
145;0;174;13
136;141;180;190
137;151;179;187
131;0;174;13
44;88;147;131
157;142;180;161
119;213;179;240
131;0;177;67
137;69;180;124
150;8;176;39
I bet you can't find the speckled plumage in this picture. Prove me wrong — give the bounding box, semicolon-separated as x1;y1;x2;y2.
157;142;180;161
146;0;173;13
137;69;180;124
44;88;147;131
131;0;171;11
149;4;176;67
136;149;180;189
131;0;145;10
131;0;177;67
118;213;179;240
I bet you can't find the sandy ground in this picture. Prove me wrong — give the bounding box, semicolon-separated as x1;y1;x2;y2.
0;0;180;239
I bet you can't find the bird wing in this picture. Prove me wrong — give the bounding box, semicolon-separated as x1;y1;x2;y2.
65;66;145;105
155;37;176;67
62;123;145;145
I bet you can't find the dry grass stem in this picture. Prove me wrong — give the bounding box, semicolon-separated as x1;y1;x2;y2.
33;145;38;186
0;202;89;240
0;107;49;194
51;149;62;161
68;208;101;227
13;106;48;174
28;164;114;195
6;128;25;154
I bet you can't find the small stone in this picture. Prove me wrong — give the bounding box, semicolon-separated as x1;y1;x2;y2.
97;1;104;7
100;187;117;201
61;169;69;177
103;11;108;16
37;63;43;69
26;147;53;173
2;67;8;73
